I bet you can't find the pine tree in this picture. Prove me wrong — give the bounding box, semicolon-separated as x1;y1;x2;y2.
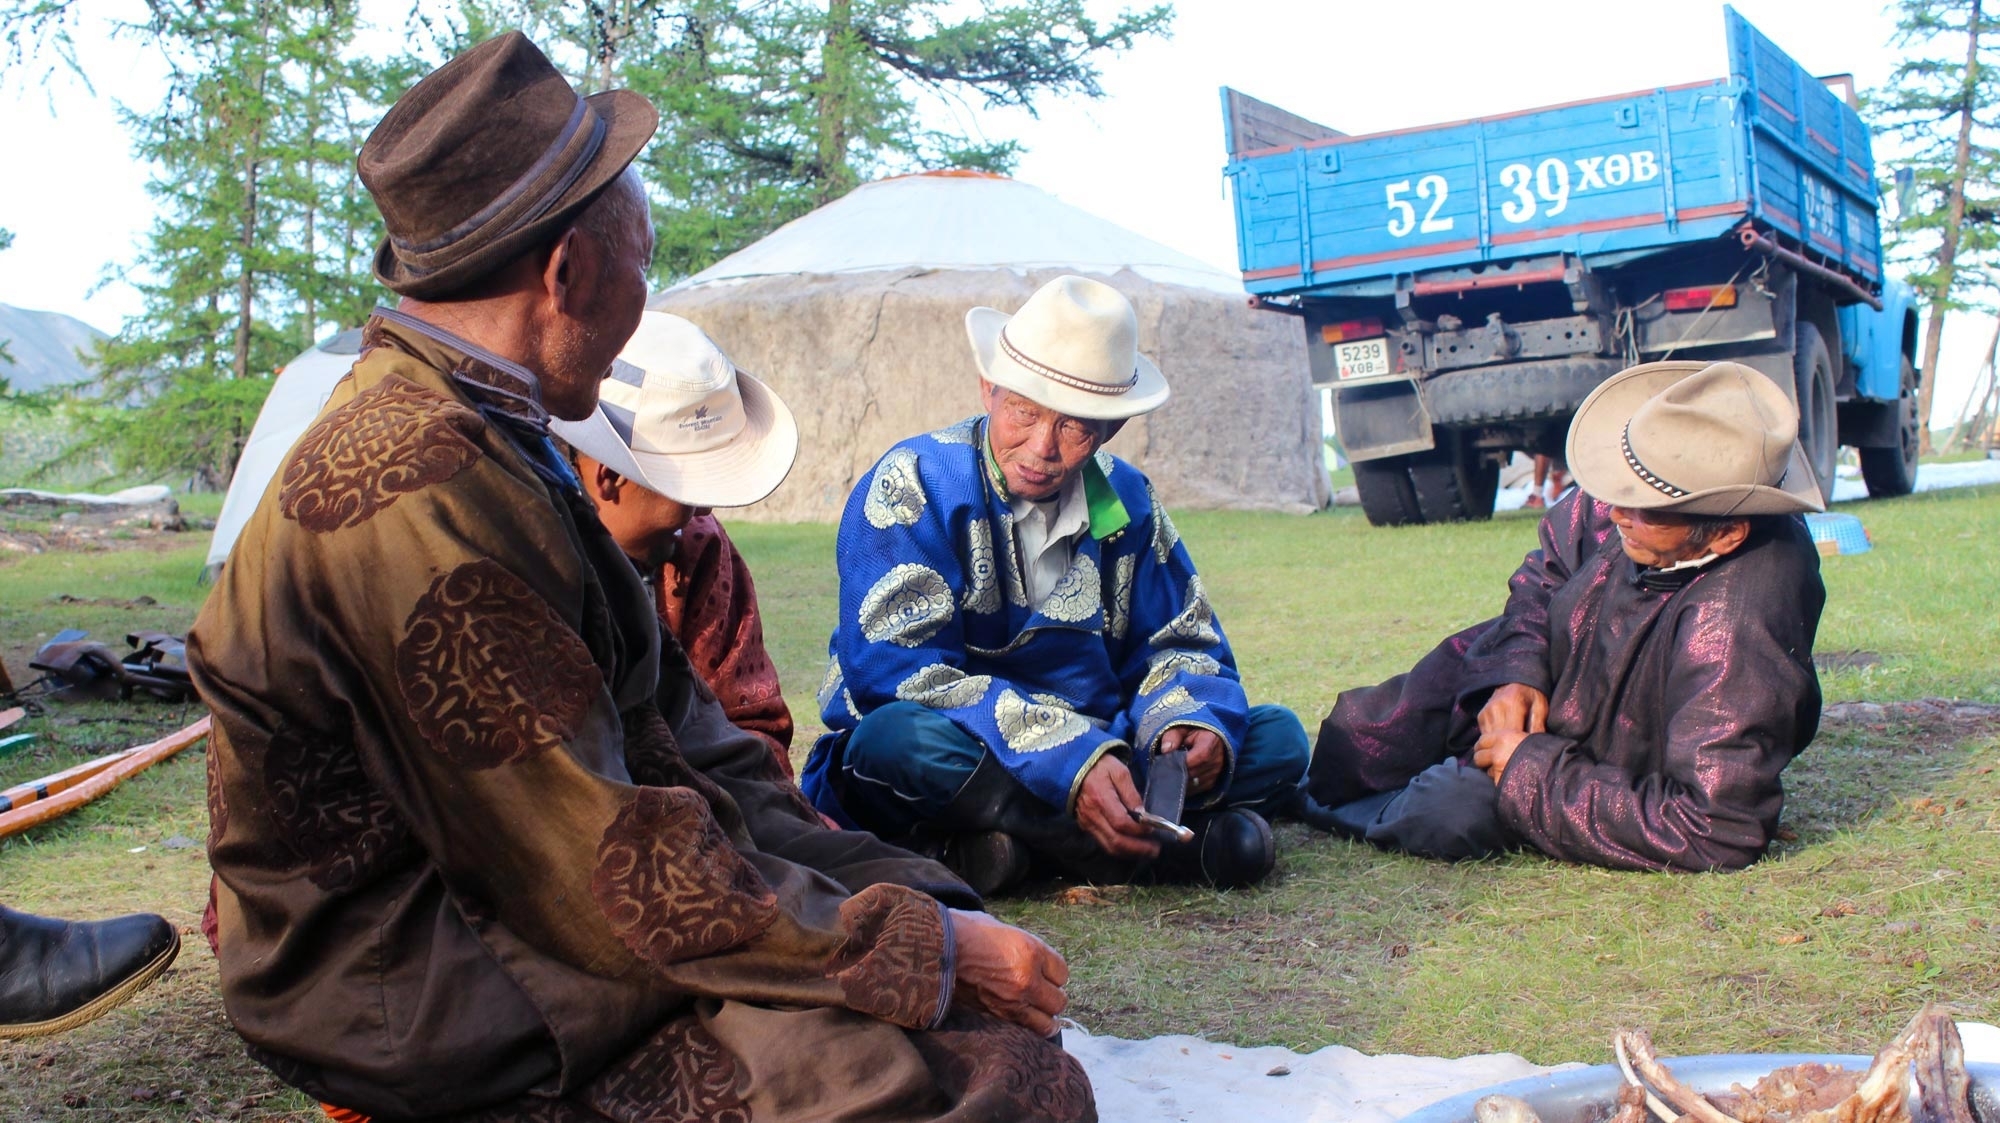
0;227;13;373
4;1;413;485
453;0;1172;279
1869;0;2000;452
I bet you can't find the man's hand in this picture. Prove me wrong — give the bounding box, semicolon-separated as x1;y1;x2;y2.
949;908;1069;1037
1155;725;1226;794
1472;728;1531;783
1478;683;1549;737
1075;755;1161;860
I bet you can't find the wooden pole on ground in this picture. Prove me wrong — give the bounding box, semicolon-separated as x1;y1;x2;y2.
0;718;210;838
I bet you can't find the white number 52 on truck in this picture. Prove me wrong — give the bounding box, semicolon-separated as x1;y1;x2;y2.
1224;6;1920;526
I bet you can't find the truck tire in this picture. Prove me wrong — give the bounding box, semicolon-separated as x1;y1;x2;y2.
1793;322;1839;505
1859;356;1920;497
1353;456;1425;527
1409;434;1498;523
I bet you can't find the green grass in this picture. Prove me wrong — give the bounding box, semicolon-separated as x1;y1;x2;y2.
3;486;1999;1118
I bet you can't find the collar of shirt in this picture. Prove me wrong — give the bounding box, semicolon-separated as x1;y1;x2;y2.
367;305;551;430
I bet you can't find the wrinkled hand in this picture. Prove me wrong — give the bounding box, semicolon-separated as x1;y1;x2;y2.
949;908;1069;1037
1478;683;1549;737
1075;755;1161;860
1472;728;1530;783
1155;725;1225;794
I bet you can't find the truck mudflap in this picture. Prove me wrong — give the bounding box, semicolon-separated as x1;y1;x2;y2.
1332;379;1435;461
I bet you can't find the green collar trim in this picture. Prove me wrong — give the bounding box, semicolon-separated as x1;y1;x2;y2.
980;417;1130;540
1083;458;1130;540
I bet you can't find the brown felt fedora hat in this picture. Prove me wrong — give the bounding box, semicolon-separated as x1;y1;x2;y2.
1567;360;1825;517
359;31;658;299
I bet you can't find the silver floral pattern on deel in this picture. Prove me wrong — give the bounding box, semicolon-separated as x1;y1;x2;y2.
1105;553;1136;641
816;658;845;712
894;663;993;710
996;508;1030;607
1149;574;1221;648
1136;685;1203;750
929;416;979;446
864;447;927;529
961;517;1002;615
1037;554;1101;624
1147;485;1182;565
994;688;1091;753
1138;649;1223;696
859;563;956;647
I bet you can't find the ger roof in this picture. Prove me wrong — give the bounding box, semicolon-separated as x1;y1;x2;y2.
669;171;1243;295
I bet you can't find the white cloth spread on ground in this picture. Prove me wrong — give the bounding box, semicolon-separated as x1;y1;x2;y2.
1060;1022;1573;1122
1062;1021;2000;1122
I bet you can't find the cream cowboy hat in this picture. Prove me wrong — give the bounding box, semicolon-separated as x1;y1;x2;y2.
1566;360;1825;517
549;311;798;508
965;275;1171;420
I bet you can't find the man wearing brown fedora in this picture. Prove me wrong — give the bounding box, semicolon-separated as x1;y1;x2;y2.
1300;360;1827;873
802;275;1310;897
190;33;1092;1123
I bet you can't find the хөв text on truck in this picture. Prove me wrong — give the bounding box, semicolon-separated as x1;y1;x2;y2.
1224;6;1920;525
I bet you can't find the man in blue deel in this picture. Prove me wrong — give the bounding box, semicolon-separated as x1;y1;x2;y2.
801;275;1309;896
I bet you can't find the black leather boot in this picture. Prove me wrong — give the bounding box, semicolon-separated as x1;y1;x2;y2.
922;754;1135;894
1148;807;1276;889
0;904;180;1039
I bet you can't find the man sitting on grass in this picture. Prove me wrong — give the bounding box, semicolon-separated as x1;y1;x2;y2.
1301;360;1826;872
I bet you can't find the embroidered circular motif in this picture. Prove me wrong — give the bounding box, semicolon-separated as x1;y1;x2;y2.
909;1008;1097;1119
858;563;955;648
582;1014;749;1123
895;663;993;710
828;884;945;1028
262;724;411;891
396;559;602;770
994;689;1090;754
204;738;229;853
961;517;1002;615
1106;553;1137;641
1039;555;1101;624
1138;650;1223;697
864;447;927;529
591;786;779;968
928;416;979;446
280;373;485;533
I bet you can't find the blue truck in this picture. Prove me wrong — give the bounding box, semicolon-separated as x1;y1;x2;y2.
1223;7;1920;525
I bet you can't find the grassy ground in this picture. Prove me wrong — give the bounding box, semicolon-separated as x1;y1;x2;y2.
2;485;1997;1119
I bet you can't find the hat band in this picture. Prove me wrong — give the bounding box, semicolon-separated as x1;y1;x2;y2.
999;328;1138;396
1621;422;1691;499
392;98;606;261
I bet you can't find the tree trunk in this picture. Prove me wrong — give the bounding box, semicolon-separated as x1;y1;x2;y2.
815;0;855;204
1916;0;1984;454
233;2;275;381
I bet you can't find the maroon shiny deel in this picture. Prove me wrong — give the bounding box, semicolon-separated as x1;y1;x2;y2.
1311;491;1825;872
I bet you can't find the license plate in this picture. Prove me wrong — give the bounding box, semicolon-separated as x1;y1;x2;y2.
1334;337;1393;380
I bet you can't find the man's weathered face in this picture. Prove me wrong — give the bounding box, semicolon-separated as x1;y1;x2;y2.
1606;506;1735;568
542;171;655;421
981;381;1106;502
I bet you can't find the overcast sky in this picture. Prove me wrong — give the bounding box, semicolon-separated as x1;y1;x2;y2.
2;0;1993;421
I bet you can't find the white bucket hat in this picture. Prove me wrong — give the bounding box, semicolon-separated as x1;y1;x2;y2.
1567;360;1825;517
550;311;798;508
965;275;1170;420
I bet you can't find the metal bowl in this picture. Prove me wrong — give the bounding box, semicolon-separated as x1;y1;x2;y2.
1401;1054;2000;1123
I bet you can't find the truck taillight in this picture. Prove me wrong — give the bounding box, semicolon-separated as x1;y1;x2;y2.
1662;285;1738;312
1320;318;1385;343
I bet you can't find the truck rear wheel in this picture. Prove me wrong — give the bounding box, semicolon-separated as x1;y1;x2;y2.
1353;457;1425;527
1793;322;1839;505
1409;434;1498;523
1859;356;1920;497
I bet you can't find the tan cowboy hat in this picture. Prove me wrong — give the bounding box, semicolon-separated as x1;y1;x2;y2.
359;32;658;299
965;275;1171;420
1567;360;1825;516
549;312;798;508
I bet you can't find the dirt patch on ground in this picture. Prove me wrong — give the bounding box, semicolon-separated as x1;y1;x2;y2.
0;523;208;557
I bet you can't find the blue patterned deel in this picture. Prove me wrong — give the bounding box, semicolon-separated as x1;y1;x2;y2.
801;416;1251;818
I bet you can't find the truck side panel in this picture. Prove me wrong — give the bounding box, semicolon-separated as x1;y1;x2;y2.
1727;7;1883;283
1231;82;1748;296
